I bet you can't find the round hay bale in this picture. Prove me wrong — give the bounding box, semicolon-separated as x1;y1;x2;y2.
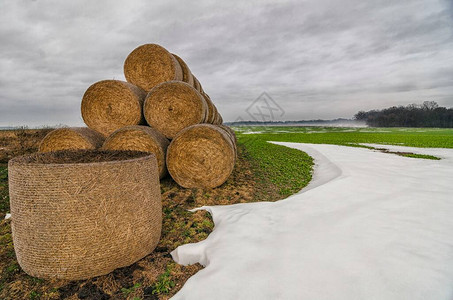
144;81;208;139
103;125;170;178
166;124;235;188
193;76;203;93
8;150;161;280
218;125;237;160
81;80;146;137
172;54;194;86
124;44;183;91
202;93;216;124
202;94;214;123
39;127;104;153
212;111;223;125
210;105;218;124
218;125;237;147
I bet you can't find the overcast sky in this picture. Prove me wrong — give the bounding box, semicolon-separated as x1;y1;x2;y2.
1;0;452;126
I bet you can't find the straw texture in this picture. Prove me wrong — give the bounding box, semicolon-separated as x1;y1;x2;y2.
8;151;162;280
144;81;208;139
213;112;223;125
202;94;217;124
102;125;170;178
39;127;104;153
81;80;146;137
124;44;183;91
193;76;203;93
166;124;236;188
172;54;194;86
218;125;237;159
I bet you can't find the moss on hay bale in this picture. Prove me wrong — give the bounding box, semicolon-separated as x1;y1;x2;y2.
172;53;194;86
102;125;170;178
81;80;146;137
144;81;208;139
124;44;183;91
166;124;236;188
39;127;104;153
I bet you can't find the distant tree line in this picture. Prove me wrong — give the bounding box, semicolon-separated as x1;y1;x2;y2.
354;101;453;127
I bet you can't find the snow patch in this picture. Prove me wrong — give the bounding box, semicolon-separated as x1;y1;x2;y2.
171;143;453;300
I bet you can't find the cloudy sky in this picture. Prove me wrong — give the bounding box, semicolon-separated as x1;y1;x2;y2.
1;0;452;126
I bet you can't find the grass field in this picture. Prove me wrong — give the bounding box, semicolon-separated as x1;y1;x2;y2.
234;126;453;148
0;126;452;299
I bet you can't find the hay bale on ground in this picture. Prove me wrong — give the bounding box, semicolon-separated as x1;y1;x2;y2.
144;81;208;139
166;124;236;188
124;44;183;91
218;125;237;147
8;150;161;280
39;127;104;153
218;125;237;159
103;125;170;178
172;53;194;86
81;80;146;137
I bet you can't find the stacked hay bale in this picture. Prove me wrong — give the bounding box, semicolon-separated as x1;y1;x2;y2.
39;127;104;153
103;125;169;178
39;43;235;188
166;124;236;188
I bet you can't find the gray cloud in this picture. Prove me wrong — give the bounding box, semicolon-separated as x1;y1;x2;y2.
0;0;452;126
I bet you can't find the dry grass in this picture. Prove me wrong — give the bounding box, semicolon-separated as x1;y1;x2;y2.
0;129;285;300
0;128;53;163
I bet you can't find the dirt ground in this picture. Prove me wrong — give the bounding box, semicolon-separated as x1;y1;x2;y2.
0;129;283;300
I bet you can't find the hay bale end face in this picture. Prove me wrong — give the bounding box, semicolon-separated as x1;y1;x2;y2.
172;53;194;86
39;127;104;153
81;80;146;137
166;124;236;188
124;44;183;91
144;81;208;139
8;150;161;280
103;125;170;178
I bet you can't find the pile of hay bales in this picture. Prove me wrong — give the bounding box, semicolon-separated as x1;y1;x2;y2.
40;43;236;188
11;43;237;281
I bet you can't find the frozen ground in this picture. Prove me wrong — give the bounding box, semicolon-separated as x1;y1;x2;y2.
171;143;453;300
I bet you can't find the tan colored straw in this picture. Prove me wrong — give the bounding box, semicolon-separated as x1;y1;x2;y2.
8;150;162;280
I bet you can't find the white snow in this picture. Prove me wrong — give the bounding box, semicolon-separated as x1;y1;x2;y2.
171;143;453;300
4;213;11;220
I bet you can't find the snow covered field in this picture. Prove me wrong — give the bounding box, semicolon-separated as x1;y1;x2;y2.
171;143;453;300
